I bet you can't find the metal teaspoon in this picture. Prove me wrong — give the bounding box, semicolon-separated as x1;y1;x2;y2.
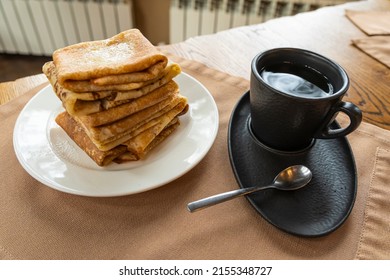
187;165;312;212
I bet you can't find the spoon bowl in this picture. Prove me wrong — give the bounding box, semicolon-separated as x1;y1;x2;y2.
272;165;312;190
187;165;312;212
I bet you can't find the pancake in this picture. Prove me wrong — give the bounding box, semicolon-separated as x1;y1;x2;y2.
92;61;166;85
75;94;188;151
53;29;168;92
114;120;180;163
125;105;182;155
42;61;181;116
56;113;182;166
79;81;179;127
55;112;130;166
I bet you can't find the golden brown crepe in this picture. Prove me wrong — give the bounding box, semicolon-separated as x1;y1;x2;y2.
92;61;166;86
56;113;183;166
114;120;180;163
52;29;168;92
75;94;188;151
79;80;179;127
42;61;181;116
125;107;182;155
55;112;130;166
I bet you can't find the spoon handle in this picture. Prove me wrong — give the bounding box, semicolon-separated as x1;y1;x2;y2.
187;185;270;212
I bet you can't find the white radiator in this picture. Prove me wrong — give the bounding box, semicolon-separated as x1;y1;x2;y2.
169;0;355;43
0;0;134;56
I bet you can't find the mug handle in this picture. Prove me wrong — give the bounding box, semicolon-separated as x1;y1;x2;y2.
315;101;362;139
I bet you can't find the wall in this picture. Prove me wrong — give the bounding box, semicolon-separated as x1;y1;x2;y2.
133;0;170;45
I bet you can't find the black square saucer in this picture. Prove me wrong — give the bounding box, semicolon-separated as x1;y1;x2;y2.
228;91;357;237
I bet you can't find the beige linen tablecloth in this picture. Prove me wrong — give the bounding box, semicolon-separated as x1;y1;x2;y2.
1;57;389;260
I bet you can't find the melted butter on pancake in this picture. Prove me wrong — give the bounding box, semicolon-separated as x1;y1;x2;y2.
83;42;135;65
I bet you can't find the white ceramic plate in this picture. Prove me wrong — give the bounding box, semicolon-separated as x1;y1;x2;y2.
13;73;219;197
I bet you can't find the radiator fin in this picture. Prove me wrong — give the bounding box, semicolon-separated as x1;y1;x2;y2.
0;0;134;55
170;0;356;43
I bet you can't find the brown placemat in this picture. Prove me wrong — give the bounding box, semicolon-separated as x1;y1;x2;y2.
1;56;390;260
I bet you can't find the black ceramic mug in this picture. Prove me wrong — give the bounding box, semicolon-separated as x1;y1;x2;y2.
250;48;362;152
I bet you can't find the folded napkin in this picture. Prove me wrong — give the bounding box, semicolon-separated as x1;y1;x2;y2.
345;9;390;69
352;36;390;68
345;10;390;36
355;147;390;260
1;56;389;260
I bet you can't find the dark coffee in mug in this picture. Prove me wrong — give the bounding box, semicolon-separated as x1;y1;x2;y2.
250;48;362;152
260;63;334;98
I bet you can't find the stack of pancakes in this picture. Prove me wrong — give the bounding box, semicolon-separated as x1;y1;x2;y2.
42;29;188;166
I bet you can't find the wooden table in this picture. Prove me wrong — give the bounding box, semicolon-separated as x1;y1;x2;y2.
159;0;390;130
